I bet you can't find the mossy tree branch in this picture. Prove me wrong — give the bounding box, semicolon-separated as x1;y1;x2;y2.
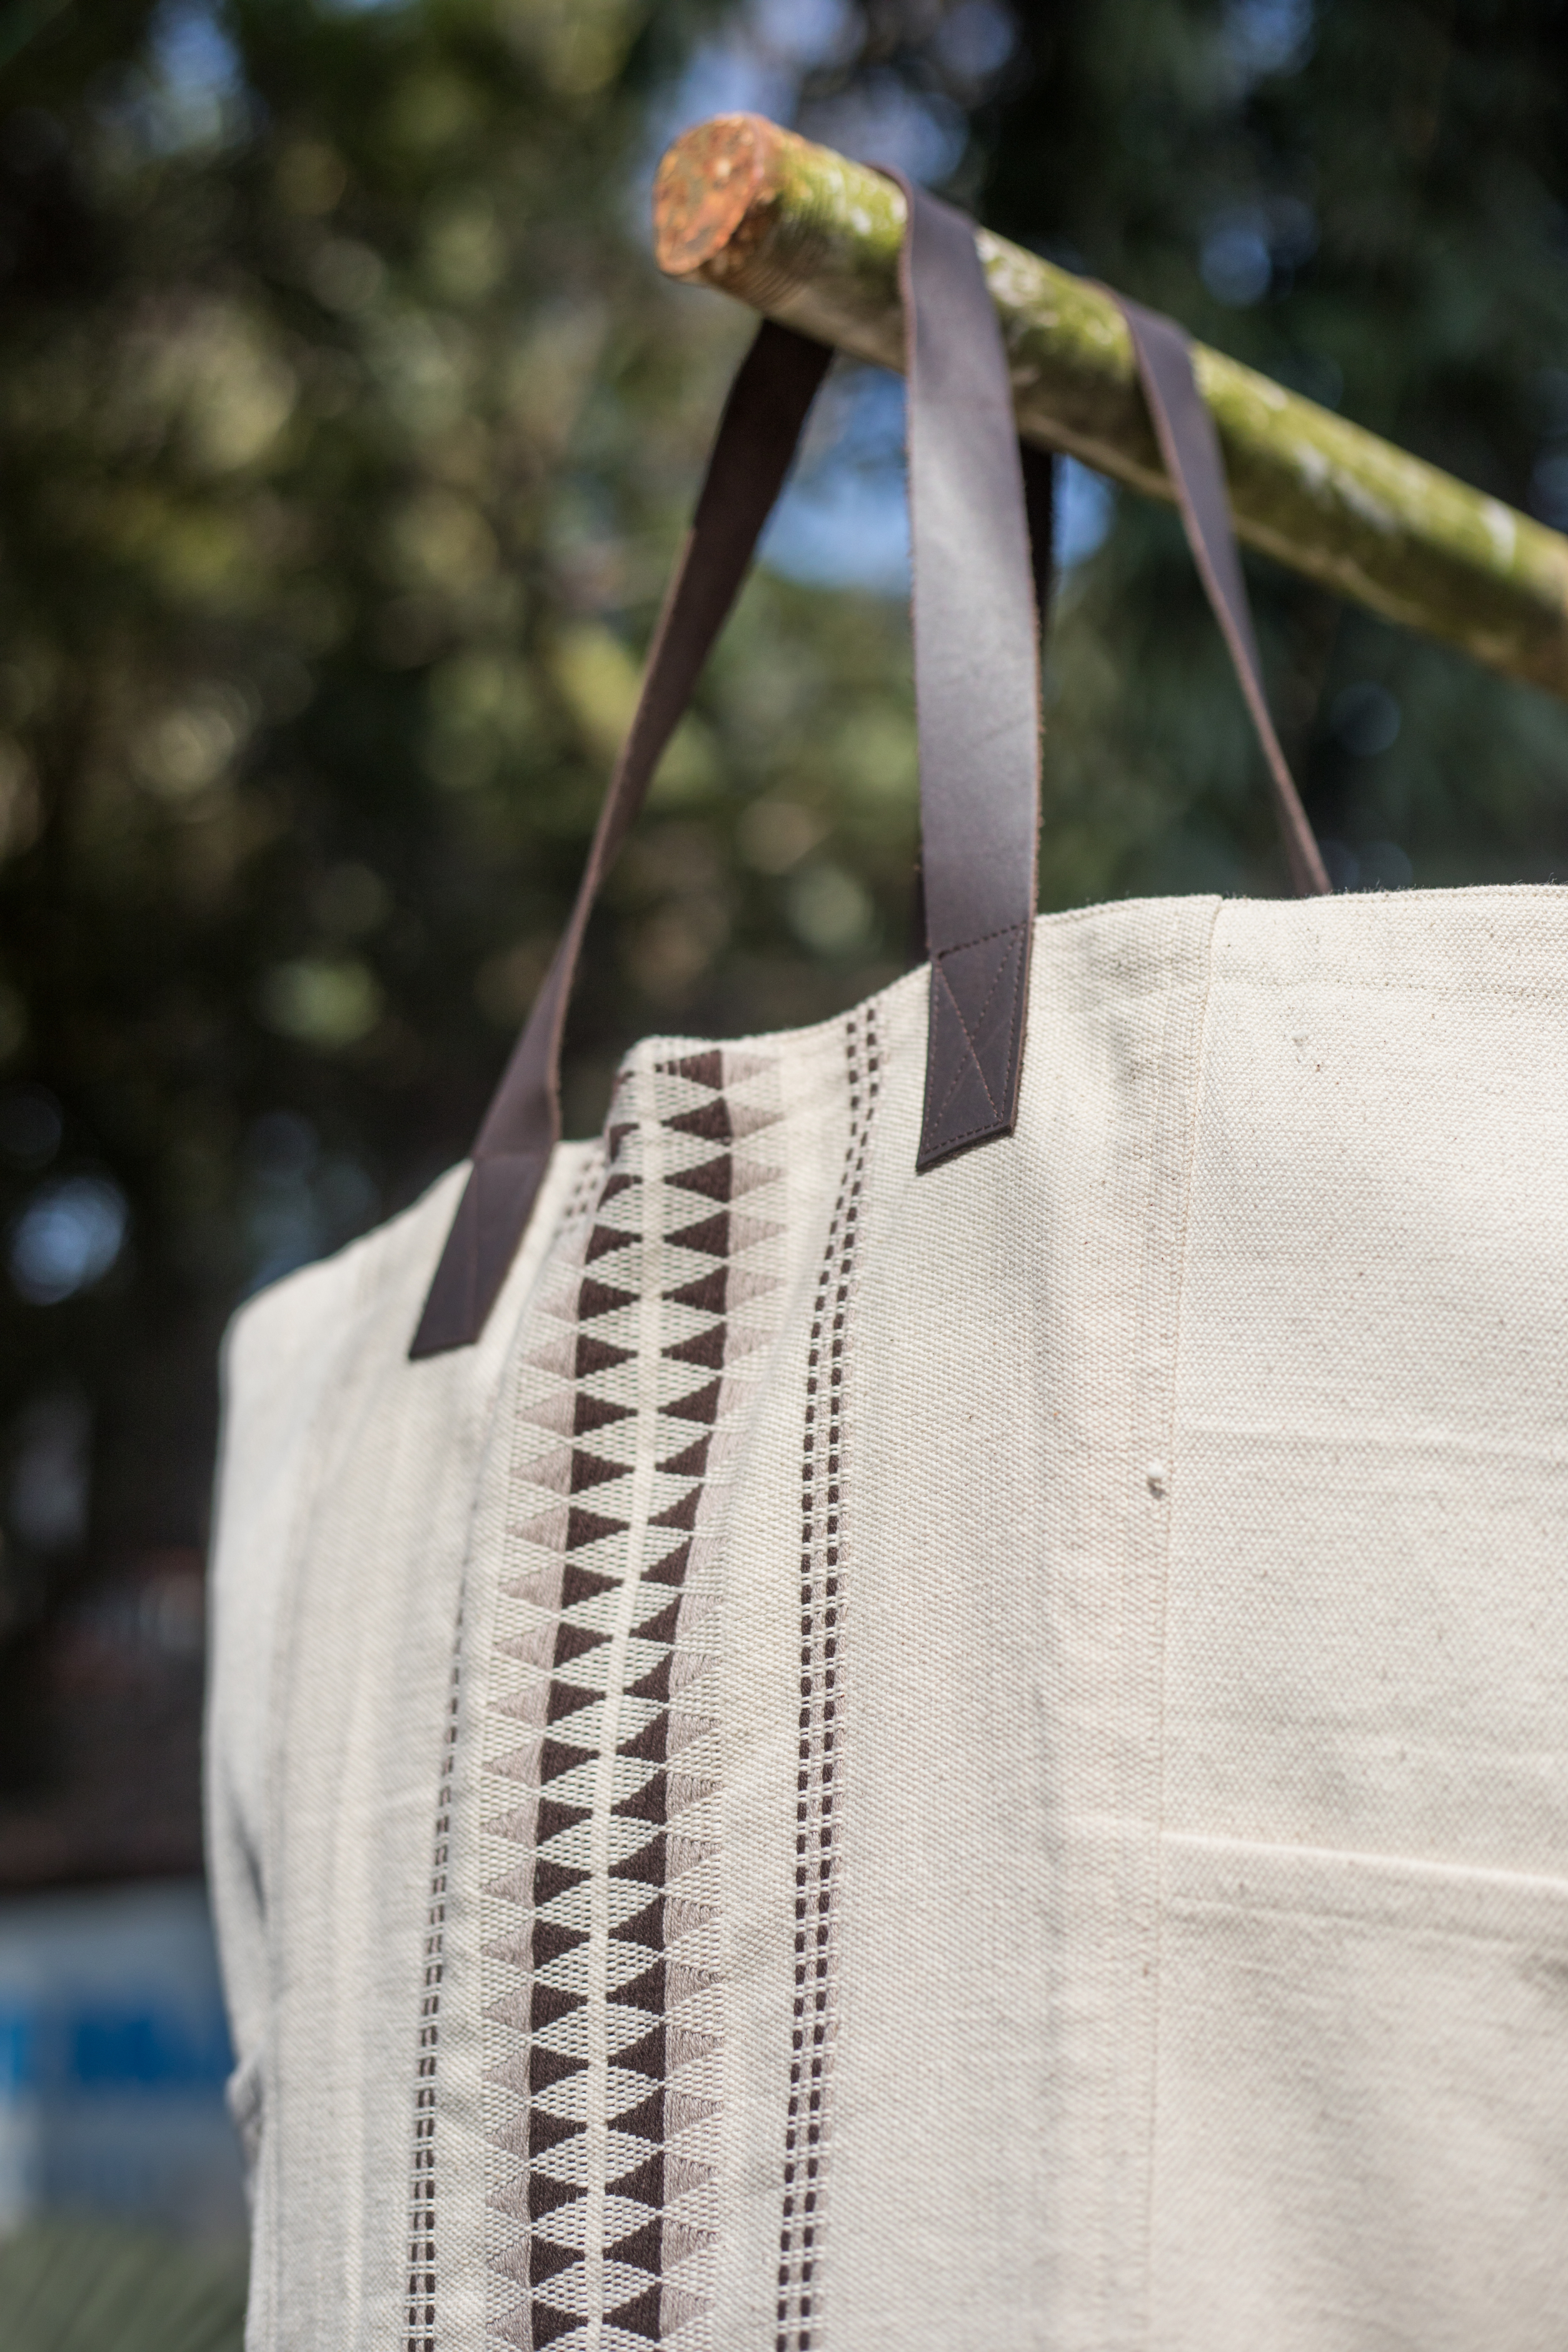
655;114;1568;701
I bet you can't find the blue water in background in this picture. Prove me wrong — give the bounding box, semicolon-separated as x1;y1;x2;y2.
0;1880;244;2249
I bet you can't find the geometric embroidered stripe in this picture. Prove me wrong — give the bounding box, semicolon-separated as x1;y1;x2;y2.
406;1619;463;2352
775;1007;880;2352
483;1042;785;2349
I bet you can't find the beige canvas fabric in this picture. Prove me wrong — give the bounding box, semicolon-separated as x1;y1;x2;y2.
206;884;1568;2351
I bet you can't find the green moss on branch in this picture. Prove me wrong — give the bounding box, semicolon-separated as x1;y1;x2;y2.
655;116;1568;700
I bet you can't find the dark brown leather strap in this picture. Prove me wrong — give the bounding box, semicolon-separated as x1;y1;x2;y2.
411;186;1045;1359
905;391;1055;971
410;321;834;1357
1111;294;1329;898
409;217;1329;1359
898;178;1043;1172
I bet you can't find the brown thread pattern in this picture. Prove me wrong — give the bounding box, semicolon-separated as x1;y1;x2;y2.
405;1619;463;2352
775;1006;880;2352
481;1050;785;2350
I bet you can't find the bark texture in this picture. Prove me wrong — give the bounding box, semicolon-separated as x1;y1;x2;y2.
655;114;1568;700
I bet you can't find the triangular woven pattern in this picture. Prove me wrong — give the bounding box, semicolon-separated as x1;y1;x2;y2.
479;1044;788;2351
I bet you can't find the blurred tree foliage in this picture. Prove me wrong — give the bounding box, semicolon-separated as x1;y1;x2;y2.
0;0;937;1735
974;0;1568;904
2;0;1568;1827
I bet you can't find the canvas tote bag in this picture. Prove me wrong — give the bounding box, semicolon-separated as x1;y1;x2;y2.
205;179;1568;2352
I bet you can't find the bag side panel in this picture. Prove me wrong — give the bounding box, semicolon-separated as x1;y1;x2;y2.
209;1145;595;2351
1155;885;1568;2349
206;1202;408;2339
813;897;1220;2350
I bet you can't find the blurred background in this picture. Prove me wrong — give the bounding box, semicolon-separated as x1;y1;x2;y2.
1;0;1567;2333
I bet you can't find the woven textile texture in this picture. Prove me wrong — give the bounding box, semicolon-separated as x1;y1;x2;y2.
476;1042;790;2348
208;889;1568;2350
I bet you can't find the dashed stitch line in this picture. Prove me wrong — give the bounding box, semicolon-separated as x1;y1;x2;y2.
405;1616;463;2352
775;1005;881;2352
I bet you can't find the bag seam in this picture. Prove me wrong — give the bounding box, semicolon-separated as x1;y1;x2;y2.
1137;892;1224;2342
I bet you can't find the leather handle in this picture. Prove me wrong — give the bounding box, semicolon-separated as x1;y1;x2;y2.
897;178;1043;1172
408;220;1330;1360
1110;294;1329;898
411;185;1045;1359
410;321;833;1357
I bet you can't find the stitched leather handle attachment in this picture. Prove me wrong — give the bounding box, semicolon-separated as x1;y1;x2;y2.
408;214;1330;1359
411;184;1043;1359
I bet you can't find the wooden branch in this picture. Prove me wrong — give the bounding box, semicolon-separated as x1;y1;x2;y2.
655;114;1568;701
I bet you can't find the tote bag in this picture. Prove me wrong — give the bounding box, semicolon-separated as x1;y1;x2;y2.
206;180;1568;2351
